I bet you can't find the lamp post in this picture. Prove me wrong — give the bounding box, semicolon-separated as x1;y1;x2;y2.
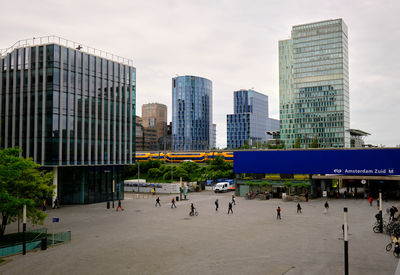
104;170;111;209
379;191;383;233
22;204;26;255
344;207;349;275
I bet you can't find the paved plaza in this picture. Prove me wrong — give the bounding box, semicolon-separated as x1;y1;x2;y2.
0;192;399;274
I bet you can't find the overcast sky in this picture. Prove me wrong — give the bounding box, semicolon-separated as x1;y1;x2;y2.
1;0;399;148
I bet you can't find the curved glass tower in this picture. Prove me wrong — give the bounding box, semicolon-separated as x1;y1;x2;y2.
172;75;212;151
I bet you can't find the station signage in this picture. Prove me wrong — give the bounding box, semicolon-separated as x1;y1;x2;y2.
234;149;400;176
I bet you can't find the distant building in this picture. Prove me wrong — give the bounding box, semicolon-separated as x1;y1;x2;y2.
172;75;212;151
141;103;167;149
227;89;278;149
348;129;370;148
211;124;216;149
279;19;350;148
135;116;157;151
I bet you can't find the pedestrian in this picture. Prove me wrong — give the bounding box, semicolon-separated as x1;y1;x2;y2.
276;206;281;220
171;197;177;208
53;197;60;209
232;194;236;205
376;198;380;209
228;202;233;214
155;196;161;207
324;201;329;213
390;206;398;221
305;192;309;202
42;200;47;212
152;188;156;196
369;196;373;207
116;199;124;211
215;199;219;211
297;203;302;214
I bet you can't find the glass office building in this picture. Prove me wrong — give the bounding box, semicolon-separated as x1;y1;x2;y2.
227;89;278;149
0;36;136;204
279;19;350;148
172;75;212;151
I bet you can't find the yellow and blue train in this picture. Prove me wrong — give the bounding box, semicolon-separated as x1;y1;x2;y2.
135;152;234;163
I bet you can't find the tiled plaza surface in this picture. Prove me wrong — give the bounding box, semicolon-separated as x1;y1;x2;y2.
0;191;398;275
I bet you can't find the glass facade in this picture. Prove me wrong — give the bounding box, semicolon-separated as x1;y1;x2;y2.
0;42;136;204
279;19;350;148
227;90;277;149
172;75;212;151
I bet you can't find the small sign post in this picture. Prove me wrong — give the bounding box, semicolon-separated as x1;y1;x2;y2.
52;217;59;245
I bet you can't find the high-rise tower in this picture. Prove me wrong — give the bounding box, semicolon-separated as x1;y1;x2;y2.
279;19;350;148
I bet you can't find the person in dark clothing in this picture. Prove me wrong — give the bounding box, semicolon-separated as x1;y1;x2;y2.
53;197;60;209
297;203;302;214
190;203;195;215
42;200;47;212
116;200;124;211
215;199;219;211
155;197;161;207
305;192;309;202
390;206;398;221
324;201;329;213
228;202;233;214
232;194;236;205
277;206;281;220
171;197;177;208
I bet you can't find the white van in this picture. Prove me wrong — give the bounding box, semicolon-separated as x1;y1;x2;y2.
214;182;230;193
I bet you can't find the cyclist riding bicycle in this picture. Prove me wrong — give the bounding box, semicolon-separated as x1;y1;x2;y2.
190;203;195;215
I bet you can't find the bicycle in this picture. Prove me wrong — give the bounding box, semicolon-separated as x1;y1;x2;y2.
189;209;199;216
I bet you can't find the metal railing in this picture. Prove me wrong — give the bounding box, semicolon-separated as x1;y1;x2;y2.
0;35;134;66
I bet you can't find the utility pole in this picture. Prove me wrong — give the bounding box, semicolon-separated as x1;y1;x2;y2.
344;207;349;275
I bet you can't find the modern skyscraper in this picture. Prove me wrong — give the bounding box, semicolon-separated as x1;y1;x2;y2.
142;103;167;142
172;75;212;151
227;89;278;149
0;36;136;204
211;123;216;149
279;19;350;148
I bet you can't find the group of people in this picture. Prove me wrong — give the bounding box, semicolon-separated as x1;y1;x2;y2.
155;194;238;215
276;200;330;220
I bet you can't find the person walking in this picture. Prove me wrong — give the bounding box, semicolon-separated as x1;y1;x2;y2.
42;200;47;212
305;192;309;202
377;198;380;209
324;201;329;213
232;194;236;205
53;197;60;209
152;188;156;196
215;199;219;211
369;196;373;207
171;197;177;208
297;203;302;214
116;200;124;211
228;202;233;214
277;206;281;220
155;196;161;207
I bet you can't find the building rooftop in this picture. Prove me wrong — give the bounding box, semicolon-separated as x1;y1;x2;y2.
347;129;370;137
0;35;134;67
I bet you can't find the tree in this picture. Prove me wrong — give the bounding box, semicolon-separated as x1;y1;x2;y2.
0;148;54;237
310;136;319;148
294;137;301;148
